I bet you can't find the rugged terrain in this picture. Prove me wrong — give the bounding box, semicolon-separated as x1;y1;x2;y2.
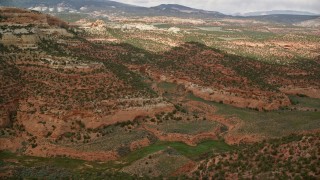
0;5;319;179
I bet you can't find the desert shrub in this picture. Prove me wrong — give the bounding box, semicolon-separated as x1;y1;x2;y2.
147;134;158;144
117;146;131;157
76;120;85;129
297;94;307;97
45;131;52;138
31;143;37;148
64;132;75;138
220;125;228;133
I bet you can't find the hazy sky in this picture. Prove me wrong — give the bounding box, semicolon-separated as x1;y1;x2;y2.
113;0;320;14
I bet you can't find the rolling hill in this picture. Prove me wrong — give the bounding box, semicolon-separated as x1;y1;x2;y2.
0;5;320;180
1;0;319;24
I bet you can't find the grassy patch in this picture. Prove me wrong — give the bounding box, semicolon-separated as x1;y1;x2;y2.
147;120;219;135
158;81;177;91
0;150;85;169
122;140;233;164
187;93;320;137
0;150;15;159
152;23;172;29
0;139;232;174
168;140;232;158
218;37;245;41
70;128;150;152
196;27;228;32
289;95;320;110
